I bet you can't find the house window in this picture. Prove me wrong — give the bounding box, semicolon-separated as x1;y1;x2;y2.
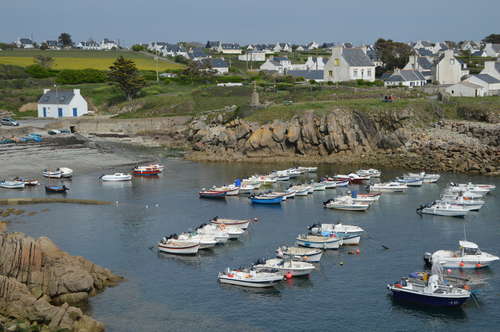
58;108;63;117
367;70;372;77
361;69;364;78
353;69;358;78
335;58;340;66
328;70;333;77
72;108;78;117
42;107;47;118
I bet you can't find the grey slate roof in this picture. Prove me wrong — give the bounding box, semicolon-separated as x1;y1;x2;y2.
38;90;75;105
220;43;240;49
190;48;208;58
287;70;324;80
342;48;374;67
385;70;425;82
496;62;500;73
206;41;220;48
210;58;228;68
491;44;500;52
417;57;433;70
19;38;33;44
415;48;433;56
473;74;500;84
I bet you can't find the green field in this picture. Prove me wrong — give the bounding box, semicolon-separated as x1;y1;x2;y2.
0;49;184;71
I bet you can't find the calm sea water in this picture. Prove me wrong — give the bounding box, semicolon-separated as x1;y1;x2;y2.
3;159;499;332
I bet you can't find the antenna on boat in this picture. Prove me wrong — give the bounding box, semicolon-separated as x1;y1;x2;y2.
463;223;467;241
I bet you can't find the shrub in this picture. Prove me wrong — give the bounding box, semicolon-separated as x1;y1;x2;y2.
56;69;107;84
216;75;245;83
25;64;55;78
0;64;29;79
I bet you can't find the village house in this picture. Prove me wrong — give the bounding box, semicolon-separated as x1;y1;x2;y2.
295;45;305;51
207;58;229;75
205;41;220;50
217;43;242;54
252;44;274;54
412;40;435;53
189;48;210;61
484;43;500;57
432;50;468;85
479;61;500;80
100;38;119;50
259;56;292;73
15;38;35;49
444;82;486;97
273;43;291;53
403;55;434;81
471;50;488;57
383;69;426;88
37;89;88;118
304;56;326;70
77;40;100;50
465;74;500;96
287;70;325;82
238;51;266;62
44;40;62;50
460;40;481;52
306;41;319;51
323;46;375;82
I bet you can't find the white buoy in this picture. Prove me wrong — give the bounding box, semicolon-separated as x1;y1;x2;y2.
146;205;149;209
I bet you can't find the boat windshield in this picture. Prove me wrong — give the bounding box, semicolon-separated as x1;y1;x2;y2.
463;247;480;255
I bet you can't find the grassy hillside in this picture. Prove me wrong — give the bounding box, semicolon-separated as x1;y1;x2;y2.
0;49;183;71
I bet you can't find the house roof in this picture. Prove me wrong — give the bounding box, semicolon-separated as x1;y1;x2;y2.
419;40;433;47
496;62;500;73
415;48;434;56
38;90;75;105
385;70;425;82
472;74;500;84
490;44;500;52
417;57;433;70
45;40;60;46
210;58;228;68
206;41;220;48
451;81;484;89
190;48;208;58
471;50;485;56
273;57;289;62
287;70;324;80
366;49;380;61
19;38;33;44
342;48;374;67
220;43;240;49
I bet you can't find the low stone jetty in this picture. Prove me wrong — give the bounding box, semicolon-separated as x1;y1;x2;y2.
0;198;112;206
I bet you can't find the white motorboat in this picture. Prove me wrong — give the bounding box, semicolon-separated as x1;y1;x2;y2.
312;182;327;191
309;223;364;237
59;167;73;178
177;232;218;249
306;185;314;194
286;168;302;178
276;246;323;262
214;224;245;240
424;241;499;269
100;173;132;181
210;217;252;229
196;224;229;244
397;177;423;187
448;183;490;196
417;201;468;217
439;194;485;211
423;173;440;183
218;268;284;288
443;189;483;200
289;185;309;196
320;179;338;189
42;169;62;178
158;236;200;255
297;166;318;173
253;258;315;277
323;197;370;211
337;194;377;205
238;184;256;195
0;180;26;189
350;192;381;202
296;234;342;249
369;182;407;193
356;169;381;178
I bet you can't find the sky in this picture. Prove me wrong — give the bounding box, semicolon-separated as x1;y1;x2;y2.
1;0;498;46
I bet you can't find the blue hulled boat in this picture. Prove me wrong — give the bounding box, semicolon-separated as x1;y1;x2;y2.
45;185;69;193
249;194;283;204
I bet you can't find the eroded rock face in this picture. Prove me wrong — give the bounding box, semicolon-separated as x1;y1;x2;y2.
0;233;122;305
0;275;104;332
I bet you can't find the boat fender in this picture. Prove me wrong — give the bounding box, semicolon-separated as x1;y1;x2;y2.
394;283;403;288
285;272;292;279
459;262;465;267
476;263;482;268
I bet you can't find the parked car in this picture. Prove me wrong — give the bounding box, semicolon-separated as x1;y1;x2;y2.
0;118;19;126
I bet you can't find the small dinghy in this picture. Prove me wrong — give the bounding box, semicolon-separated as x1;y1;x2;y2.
297;166;318;173
0;180;26;189
387;265;470;307
210;216;253;229
424;240;499;269
276;246;323;262
369;182;407;193
45;185;69;193
253;258;315;277
100;173;132;181
289;185;309;196
423;173;440;183
296;234;342;249
309;223;363;245
417;201;468;217
323;197;370;211
43;169;62;178
249;193;284;204
59;167;73;178
177;232;218;249
218;267;284;288
199;189;227;199
196;223;230;244
13;177;39;186
133;165;161;176
158;234;200;255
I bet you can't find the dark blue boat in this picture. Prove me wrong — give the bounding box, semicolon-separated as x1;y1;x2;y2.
387;274;470;307
45;185;69;193
249;194;283;204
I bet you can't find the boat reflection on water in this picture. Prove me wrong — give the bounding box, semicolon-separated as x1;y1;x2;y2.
219;283;282;298
279;275;314;290
156;251;202;267
389;294;468;320
101;181;133;189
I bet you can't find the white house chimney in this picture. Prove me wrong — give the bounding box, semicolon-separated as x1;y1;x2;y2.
484;61;494;72
360;45;368;54
73;89;81;95
43;89;50;94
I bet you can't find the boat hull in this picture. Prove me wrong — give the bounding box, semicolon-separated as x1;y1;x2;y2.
296;238;341;249
388;287;469;307
279;251;323;263
218;277;281;288
250;197;283;204
421;208;467;217
158;243;199;255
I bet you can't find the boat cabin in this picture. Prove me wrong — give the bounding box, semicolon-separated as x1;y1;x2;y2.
459;241;481;256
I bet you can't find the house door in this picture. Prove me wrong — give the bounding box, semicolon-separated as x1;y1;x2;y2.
43;107;47;117
72;108;78;117
58;108;63;117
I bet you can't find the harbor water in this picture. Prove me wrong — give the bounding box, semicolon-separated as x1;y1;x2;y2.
2;159;500;331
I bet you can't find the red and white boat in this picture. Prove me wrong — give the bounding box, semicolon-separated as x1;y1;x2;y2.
199;189;228;199
333;173;370;184
158;236;199;255
133;165;161;176
146;163;165;172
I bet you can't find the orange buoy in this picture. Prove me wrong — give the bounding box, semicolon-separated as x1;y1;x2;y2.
476;263;482;268
356;249;360;255
463;285;470;290
285;272;293;279
459;262;465;267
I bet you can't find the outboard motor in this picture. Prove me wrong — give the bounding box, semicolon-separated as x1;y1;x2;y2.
423;252;433;267
322;199;333;206
212;216;218;221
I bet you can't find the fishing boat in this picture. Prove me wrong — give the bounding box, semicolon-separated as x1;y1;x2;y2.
239;183;256;195
219;225;245;240
210;216;253;229
309;223;365;238
289;185;309;196
397;177;423;187
0;180;26;189
158;235;200;255
196;223;230;244
334;173;369;184
296;234;342;249
349;192;381;202
249;193;284;204
416;201;468;217
369;182;407;193
276;246;323;262
312;182;327;191
218;268;284;288
42;169;62;178
59;167;73;178
297;166;318;173
253;258;315;277
45;185;69;193
387;264;470;307
13;177;39;186
133;165;161;176
356;169;381;178
439;195;484;211
323;197;370;211
214;184;240;196
146;163;165;172
100;173;132;181
199;189;227;199
423;173;440;183
177;232;218;249
424;240;499;269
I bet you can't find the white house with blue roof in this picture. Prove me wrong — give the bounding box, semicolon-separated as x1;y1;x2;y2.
323;46;375;82
37;89;88;118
